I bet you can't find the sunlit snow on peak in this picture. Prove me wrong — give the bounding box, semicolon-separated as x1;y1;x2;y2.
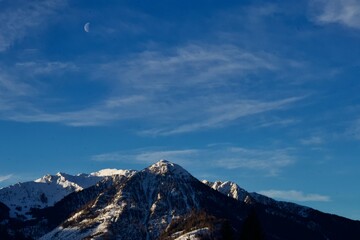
146;159;191;179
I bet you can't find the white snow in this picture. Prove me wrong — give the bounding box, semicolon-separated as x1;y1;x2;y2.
0;168;133;220
90;168;135;177
0;173;102;219
39;226;96;240
173;227;210;240
203;180;249;202
146;160;191;179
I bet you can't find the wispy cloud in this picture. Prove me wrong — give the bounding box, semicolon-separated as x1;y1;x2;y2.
92;149;199;166
97;44;296;90
258;189;330;202
300;135;324;145
92;145;295;176
0;60;79;123
0;174;13;182
7;95;149;126
0;0;67;51
0;71;35;97
0;70;37;113
15;61;78;75
0;44;305;133
310;0;360;29
255;118;299;129
144;96;303;135
214;147;295;176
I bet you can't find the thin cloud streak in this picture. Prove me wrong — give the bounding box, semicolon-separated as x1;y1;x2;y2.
92;146;295;176
7;95;149;126
0;72;35;97
0;0;67;51
15;61;78;75
259;189;331;202
255;118;299;129
92;149;200;166
301;136;324;145
98;44;299;90
310;0;360;29
0;43;305;134
150;96;304;135
215;147;295;176
0;174;13;182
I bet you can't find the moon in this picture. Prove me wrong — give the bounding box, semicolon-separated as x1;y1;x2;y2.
84;22;90;33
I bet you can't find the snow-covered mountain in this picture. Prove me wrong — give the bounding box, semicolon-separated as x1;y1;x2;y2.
0;169;135;220
40;160;221;239
1;160;359;240
202;180;253;204
203;180;312;218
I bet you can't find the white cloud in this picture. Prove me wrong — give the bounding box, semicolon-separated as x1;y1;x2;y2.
0;174;12;182
0;71;37;113
0;59;83;125
98;44;293;90
258;189;330;202
92;149;200;166
300;136;324;145
7;95;149;126
0;0;67;51
0;60;76;101
0;72;35;97
311;0;360;29
147;96;303;135
0;44;305;133
214;147;295;176
15;61;78;75
255;118;299;129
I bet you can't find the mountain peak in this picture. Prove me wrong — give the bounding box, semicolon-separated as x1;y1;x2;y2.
203;180;251;203
145;159;191;179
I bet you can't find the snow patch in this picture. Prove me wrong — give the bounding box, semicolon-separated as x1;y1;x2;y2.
146;160;191;179
173;227;210;240
90;168;136;177
202;180;249;203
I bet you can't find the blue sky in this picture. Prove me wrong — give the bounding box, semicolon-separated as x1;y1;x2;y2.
0;0;360;220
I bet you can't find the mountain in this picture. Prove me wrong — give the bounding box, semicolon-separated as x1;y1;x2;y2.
203;180;312;218
0;160;359;240
39;160;248;239
0;169;135;220
202;180;253;204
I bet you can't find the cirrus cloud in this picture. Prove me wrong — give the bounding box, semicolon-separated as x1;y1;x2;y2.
310;0;360;29
0;0;67;52
91;145;295;176
0;174;13;183
259;189;330;202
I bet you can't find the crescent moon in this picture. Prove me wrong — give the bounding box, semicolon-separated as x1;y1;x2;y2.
84;22;90;33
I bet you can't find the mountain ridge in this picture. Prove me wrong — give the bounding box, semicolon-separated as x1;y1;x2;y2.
0;160;359;239
0;168;136;220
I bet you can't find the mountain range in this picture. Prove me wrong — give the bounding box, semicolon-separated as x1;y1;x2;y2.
0;160;359;239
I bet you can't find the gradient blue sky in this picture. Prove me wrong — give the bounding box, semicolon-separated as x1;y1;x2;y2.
0;0;360;220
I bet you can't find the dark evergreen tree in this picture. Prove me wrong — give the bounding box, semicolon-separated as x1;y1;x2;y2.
240;209;264;240
221;220;233;240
